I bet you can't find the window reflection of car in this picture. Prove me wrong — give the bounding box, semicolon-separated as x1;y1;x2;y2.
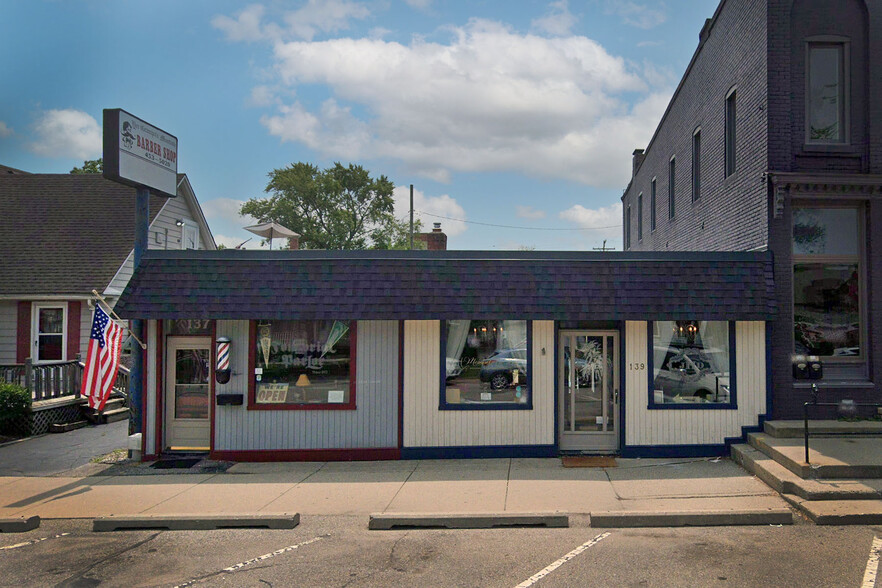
654;347;729;401
479;348;527;390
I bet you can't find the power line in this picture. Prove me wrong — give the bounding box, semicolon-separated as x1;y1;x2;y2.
414;210;622;232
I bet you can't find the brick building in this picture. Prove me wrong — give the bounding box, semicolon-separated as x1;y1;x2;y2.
622;0;882;418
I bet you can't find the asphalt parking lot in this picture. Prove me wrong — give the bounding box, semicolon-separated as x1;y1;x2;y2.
1;516;879;587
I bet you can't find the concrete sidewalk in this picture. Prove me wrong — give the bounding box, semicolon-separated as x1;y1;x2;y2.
0;457;792;524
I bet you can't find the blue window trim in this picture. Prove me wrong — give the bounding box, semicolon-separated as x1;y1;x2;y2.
439;320;533;411
646;320;738;410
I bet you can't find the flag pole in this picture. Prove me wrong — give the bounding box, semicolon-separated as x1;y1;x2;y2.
91;289;147;349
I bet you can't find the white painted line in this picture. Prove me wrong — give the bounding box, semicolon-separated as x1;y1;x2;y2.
0;533;70;551
515;532;611;588
862;536;881;588
173;536;324;588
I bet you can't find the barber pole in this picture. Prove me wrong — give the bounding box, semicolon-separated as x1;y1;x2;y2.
216;337;231;384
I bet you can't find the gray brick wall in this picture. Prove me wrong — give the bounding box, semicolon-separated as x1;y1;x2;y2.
624;0;769;253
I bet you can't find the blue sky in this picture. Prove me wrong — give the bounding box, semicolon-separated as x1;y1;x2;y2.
0;0;716;250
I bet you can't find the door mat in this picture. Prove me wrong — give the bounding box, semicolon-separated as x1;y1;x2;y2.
150;458;202;469
561;456;617;468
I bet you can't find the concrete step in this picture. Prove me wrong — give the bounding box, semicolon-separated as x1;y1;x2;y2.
732;443;881;501
764;419;882;438
747;432;882;479
48;420;89;434
783;494;882;525
103;407;129;424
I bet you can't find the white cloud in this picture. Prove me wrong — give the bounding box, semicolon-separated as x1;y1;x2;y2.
29;109;101;159
0;121;13;137
404;0;432;10
516;205;546;220
248;85;278;107
532;0;578;37
255;19;667;188
199;197;256;226
603;1;667;29
392;185;467;237
213;1;370;42
559;201;622;238
212;4;268;42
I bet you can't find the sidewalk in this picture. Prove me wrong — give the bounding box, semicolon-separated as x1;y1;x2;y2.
0;456;791;523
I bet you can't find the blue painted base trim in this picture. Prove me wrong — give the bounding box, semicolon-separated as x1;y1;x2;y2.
401;445;557;460
723;414;769;452
620;444;728;458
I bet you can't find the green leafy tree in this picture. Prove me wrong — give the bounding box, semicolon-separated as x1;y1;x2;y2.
241;162;416;250
70;158;103;174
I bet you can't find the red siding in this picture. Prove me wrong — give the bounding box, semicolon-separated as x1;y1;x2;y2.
67;301;81;360
16;302;31;363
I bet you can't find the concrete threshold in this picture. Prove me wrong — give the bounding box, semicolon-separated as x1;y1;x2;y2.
92;514;300;532
368;513;569;530
589;509;793;528
0;516;40;533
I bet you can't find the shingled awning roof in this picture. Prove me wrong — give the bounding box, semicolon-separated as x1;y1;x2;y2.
0;173;168;296
116;250;776;321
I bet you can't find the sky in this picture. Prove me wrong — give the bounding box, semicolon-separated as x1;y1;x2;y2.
0;0;717;251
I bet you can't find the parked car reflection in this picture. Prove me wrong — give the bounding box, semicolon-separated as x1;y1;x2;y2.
654;347;729;402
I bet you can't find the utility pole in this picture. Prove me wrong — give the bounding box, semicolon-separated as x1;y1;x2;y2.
409;184;414;250
592;239;615;252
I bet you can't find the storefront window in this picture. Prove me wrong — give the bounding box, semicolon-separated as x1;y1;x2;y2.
442;319;531;408
251;320;354;408
650;320;734;406
793;207;862;358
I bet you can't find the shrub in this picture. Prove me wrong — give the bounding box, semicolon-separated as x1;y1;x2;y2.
0;382;31;436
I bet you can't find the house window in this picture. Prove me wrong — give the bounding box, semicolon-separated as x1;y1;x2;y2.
649;320;736;408
32;304;67;363
625;205;632;249
668;157;676;219
650;178;657;231
807;43;847;144
793;207;862;359
692;127;701;202
637;193;643;241
725;88;737;177
249;320;355;409
182;225;199;250
442;320;531;410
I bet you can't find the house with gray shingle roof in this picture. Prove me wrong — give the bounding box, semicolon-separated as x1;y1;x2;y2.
0;167;215;368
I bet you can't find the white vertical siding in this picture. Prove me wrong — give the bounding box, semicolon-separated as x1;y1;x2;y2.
402;320;554;448
214;320;399;450
145;320;158;454
0;302;16;364
624;320;767;447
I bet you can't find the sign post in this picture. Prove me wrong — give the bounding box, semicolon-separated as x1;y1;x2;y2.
103;109;178;439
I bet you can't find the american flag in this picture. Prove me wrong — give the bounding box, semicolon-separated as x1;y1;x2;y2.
81;304;124;411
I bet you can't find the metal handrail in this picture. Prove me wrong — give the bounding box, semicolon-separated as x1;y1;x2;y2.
803;383;882;464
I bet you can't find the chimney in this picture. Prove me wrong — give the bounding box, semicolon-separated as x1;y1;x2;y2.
287;234;300;250
632;149;646;177
699;18;713;44
415;223;448;250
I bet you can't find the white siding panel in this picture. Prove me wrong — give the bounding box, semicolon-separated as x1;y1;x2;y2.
213;320;399;450
402;320;554;448
625;321;767;447
0;301;17;364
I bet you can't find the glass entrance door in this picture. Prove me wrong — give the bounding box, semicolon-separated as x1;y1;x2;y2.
559;331;619;452
164;337;211;451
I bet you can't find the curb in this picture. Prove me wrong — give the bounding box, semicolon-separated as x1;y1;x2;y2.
368;513;568;530
0;516;40;533
93;514;300;532
589;509;793;528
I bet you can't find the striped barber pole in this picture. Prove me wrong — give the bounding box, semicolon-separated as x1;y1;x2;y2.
217;338;230;371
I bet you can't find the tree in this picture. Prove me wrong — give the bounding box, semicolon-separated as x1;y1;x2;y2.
70;159;103;174
241;162;416;250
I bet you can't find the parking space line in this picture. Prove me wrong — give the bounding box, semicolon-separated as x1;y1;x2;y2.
862;536;881;588
173;535;325;588
0;533;70;551
514;532;611;588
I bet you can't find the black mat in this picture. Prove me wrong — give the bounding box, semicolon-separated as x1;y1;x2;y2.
150;458;201;469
